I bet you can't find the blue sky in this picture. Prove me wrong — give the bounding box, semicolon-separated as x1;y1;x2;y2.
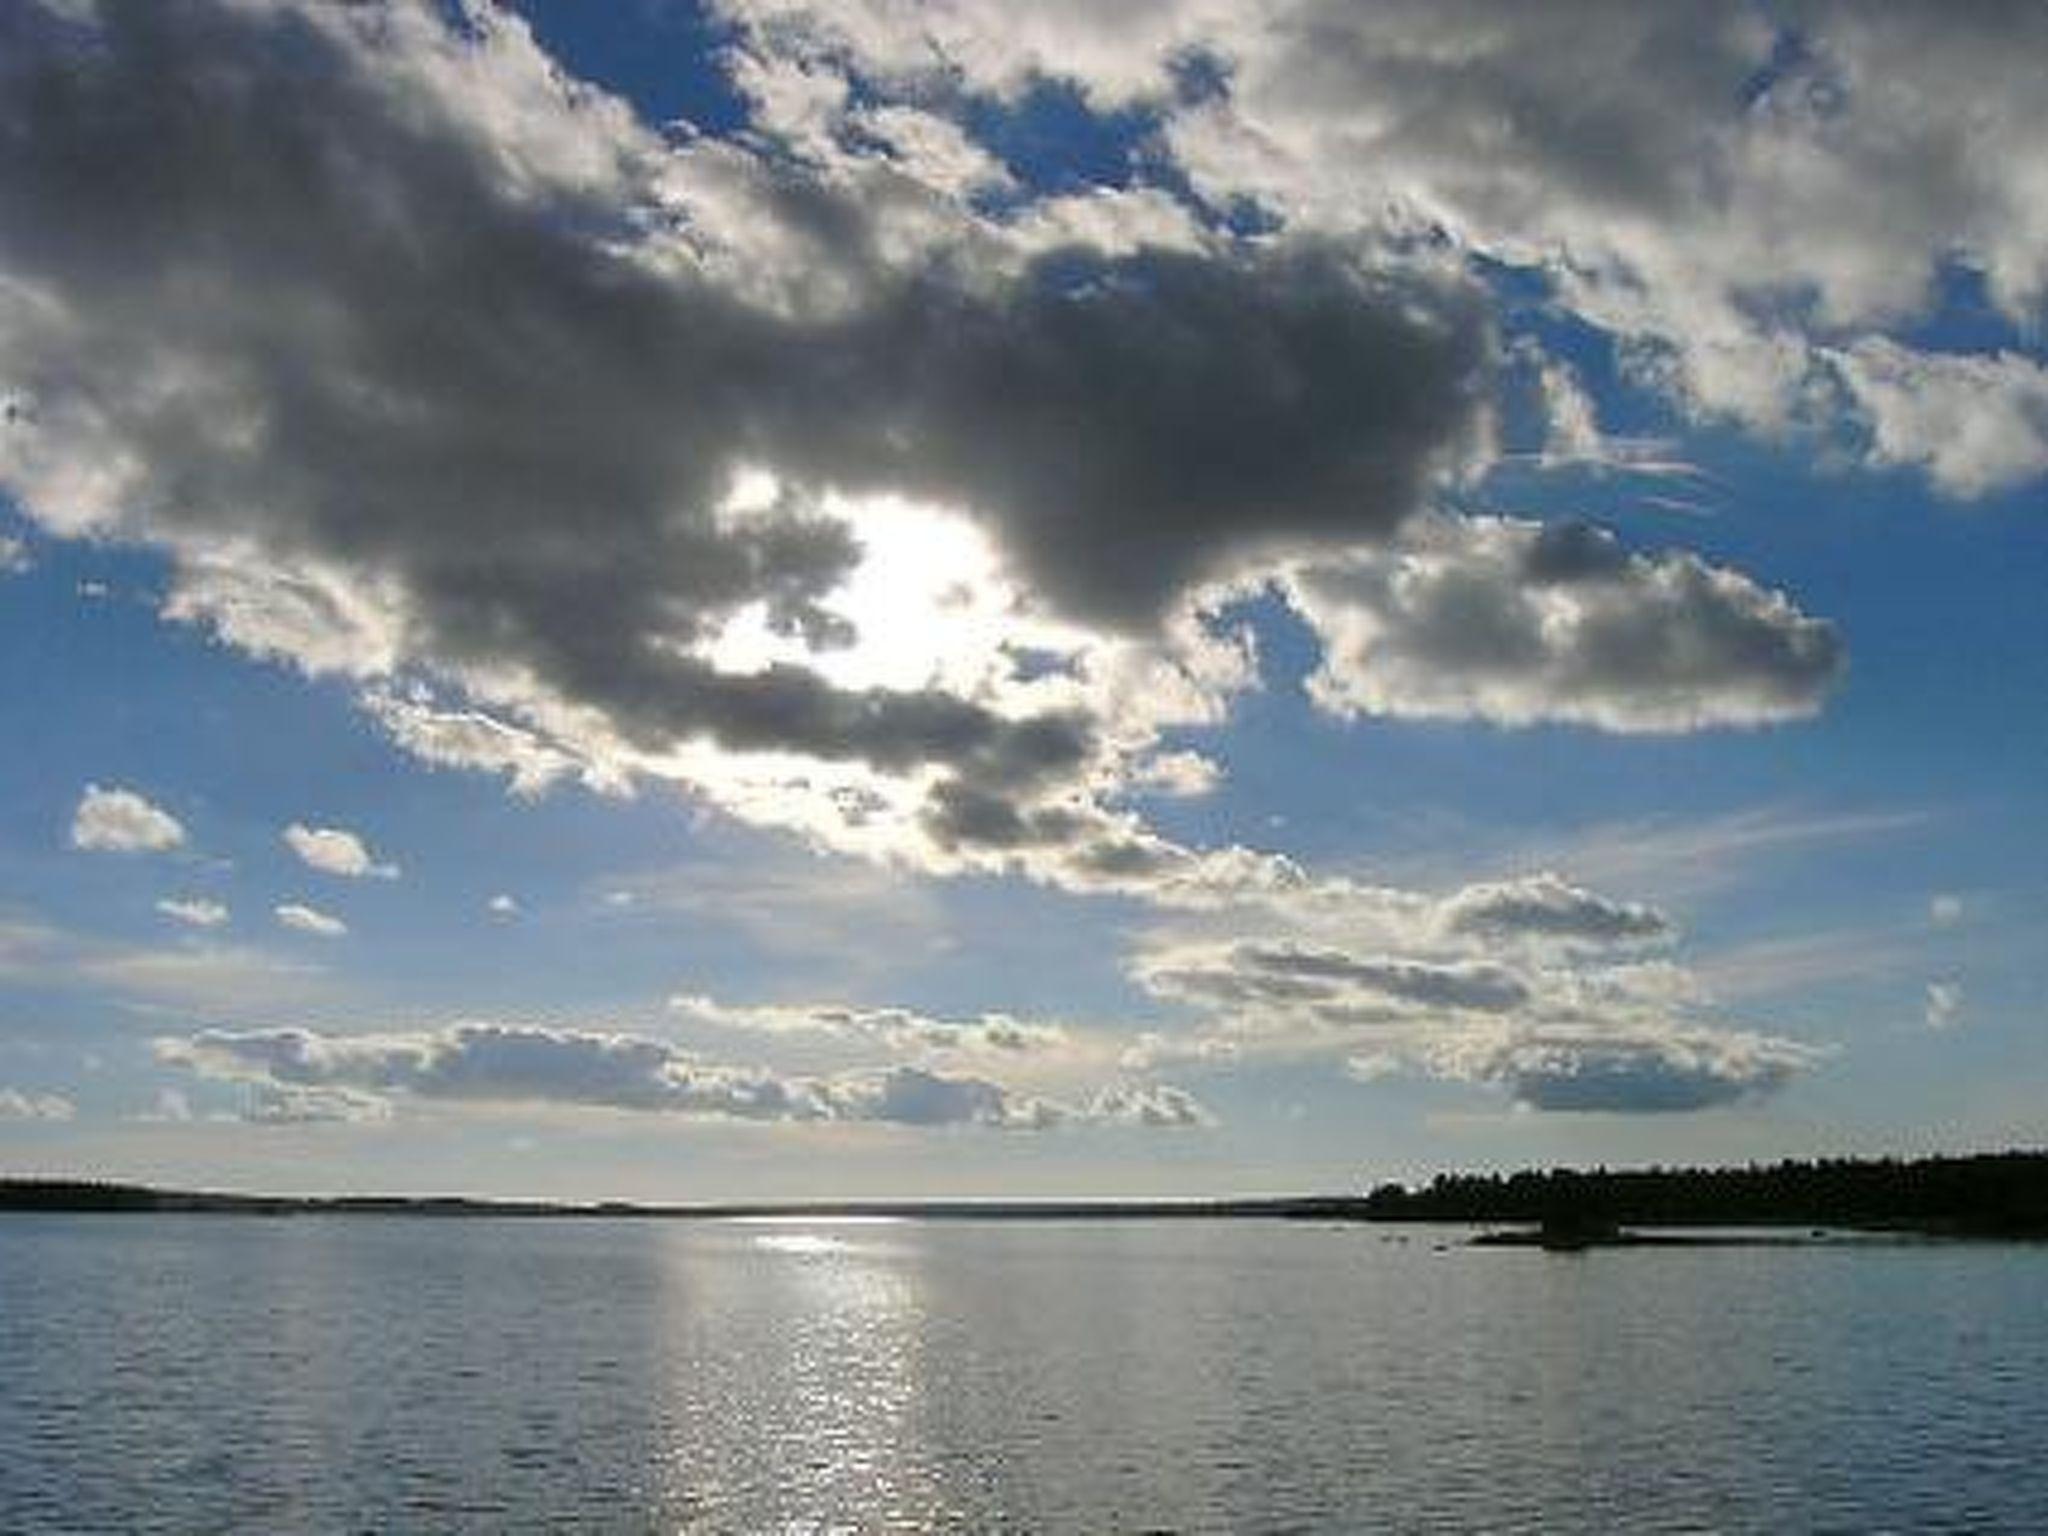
0;0;2043;1198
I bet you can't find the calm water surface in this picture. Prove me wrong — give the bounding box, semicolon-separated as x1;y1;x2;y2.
2;1215;2044;1531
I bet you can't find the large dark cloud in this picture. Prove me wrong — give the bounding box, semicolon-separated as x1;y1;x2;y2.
0;0;1486;818
1285;517;1844;733
728;0;2048;495
797;246;1490;629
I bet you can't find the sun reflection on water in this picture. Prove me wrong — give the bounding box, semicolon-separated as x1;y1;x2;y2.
655;1221;961;1530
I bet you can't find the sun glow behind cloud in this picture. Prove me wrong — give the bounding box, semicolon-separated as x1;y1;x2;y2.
701;475;1062;697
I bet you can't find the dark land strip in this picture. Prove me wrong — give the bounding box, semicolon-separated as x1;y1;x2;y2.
5;1149;2046;1246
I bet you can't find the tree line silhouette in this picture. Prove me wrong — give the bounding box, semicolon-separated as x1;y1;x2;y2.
1353;1149;2048;1235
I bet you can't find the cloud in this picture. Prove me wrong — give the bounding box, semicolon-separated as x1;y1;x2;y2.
1139;942;1531;1018
0;0;1501;887
162;1023;840;1120
358;690;603;799
487;893;519;918
0;0;1881;941
1283;516;1843;733
1118;1031;1241;1073
1419;1021;1818;1113
274;903;348;939
724;2;2048;500
161;547;406;679
667;990;1224;1128
155;1020;1192;1131
1435;871;1671;948
283;823;399;880
1113;865;1684;1041
841;1065;1054;1129
70;784;186;853
1127;883;1815;1113
1832;340;2048;498
672;993;1073;1057
1088;1082;1214;1128
0;0;1870;928
0;533;28;575
1925;980;1963;1031
1929;893;1964;928
245;1084;394;1125
0;1087;75;1121
156;897;229;928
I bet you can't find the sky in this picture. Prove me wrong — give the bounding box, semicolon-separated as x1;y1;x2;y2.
0;0;2044;1200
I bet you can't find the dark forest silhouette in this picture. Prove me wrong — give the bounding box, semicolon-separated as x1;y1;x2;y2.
1351;1149;2048;1237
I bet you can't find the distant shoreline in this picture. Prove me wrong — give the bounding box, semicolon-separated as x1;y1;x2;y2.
6;1149;2046;1240
0;1183;1351;1222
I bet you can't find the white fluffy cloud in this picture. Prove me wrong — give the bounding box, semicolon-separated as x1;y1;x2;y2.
156;897;229;928
359;689;603;799
1832;341;2048;498
161;547;407;680
274;903;348;939
283;823;399;880
70;784;186;853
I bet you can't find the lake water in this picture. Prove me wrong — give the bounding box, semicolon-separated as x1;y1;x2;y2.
2;1215;2044;1531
